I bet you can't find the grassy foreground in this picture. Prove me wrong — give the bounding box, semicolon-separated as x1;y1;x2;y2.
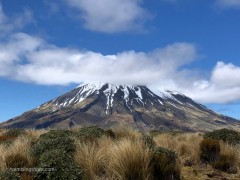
0;127;240;180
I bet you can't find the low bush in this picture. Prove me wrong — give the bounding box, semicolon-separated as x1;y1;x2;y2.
33;149;82;180
199;138;220;164
37;129;72;139
204;128;240;145
151;147;180;180
0;171;20;180
31;129;75;159
75;126;106;143
30;130;82;179
77;126;105;138
141;134;156;149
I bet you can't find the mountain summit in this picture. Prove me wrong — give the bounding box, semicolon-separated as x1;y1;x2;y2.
1;82;240;131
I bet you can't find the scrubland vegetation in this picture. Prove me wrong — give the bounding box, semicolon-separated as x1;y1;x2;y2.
0;127;240;179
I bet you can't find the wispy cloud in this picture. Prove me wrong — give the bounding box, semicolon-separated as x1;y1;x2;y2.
63;0;150;33
0;3;33;36
44;1;60;15
215;0;240;9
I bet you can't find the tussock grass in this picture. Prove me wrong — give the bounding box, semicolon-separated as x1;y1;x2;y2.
113;126;141;141
214;141;240;173
0;136;32;171
0;129;7;136
0;127;239;179
74;136;153;180
200;138;220;164
74;137;112;179
107;139;152;180
154;133;203;164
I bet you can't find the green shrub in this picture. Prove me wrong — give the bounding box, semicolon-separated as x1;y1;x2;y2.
76;126;105;142
3;128;26;137
200;138;220;164
0;171;20;180
141;134;156;149
33;149;82;180
150;147;180;180
212;154;237;174
204;128;240;145
30;130;82;179
31;129;75;159
5;154;28;168
38;129;73;139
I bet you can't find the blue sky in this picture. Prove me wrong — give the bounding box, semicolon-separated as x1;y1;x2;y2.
0;0;240;122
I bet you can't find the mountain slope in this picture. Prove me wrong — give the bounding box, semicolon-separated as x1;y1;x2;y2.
1;82;240;131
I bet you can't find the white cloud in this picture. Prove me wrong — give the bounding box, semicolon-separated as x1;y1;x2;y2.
1;2;240;105
1;27;240;104
173;62;240;104
211;61;240;88
1;32;240;104
0;32;197;86
215;0;240;9
0;33;43;76
64;0;149;33
0;3;33;36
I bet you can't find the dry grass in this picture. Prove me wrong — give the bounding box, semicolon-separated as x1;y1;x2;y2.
220;141;239;164
0;129;7;136
154;133;203;164
112;126;141;141
153;133;240;179
74;137;112;180
70;125;84;133
217;141;240;173
107;139;152;180
74;136;153;180
0;136;32;171
0;127;239;179
25;129;48;139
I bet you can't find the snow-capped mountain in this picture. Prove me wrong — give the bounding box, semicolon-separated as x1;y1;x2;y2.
1;82;240;131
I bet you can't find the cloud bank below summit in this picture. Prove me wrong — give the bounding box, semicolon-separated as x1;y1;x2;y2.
0;32;197;86
1;32;240;104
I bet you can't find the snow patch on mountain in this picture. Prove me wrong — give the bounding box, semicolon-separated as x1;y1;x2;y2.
38;82;207;113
